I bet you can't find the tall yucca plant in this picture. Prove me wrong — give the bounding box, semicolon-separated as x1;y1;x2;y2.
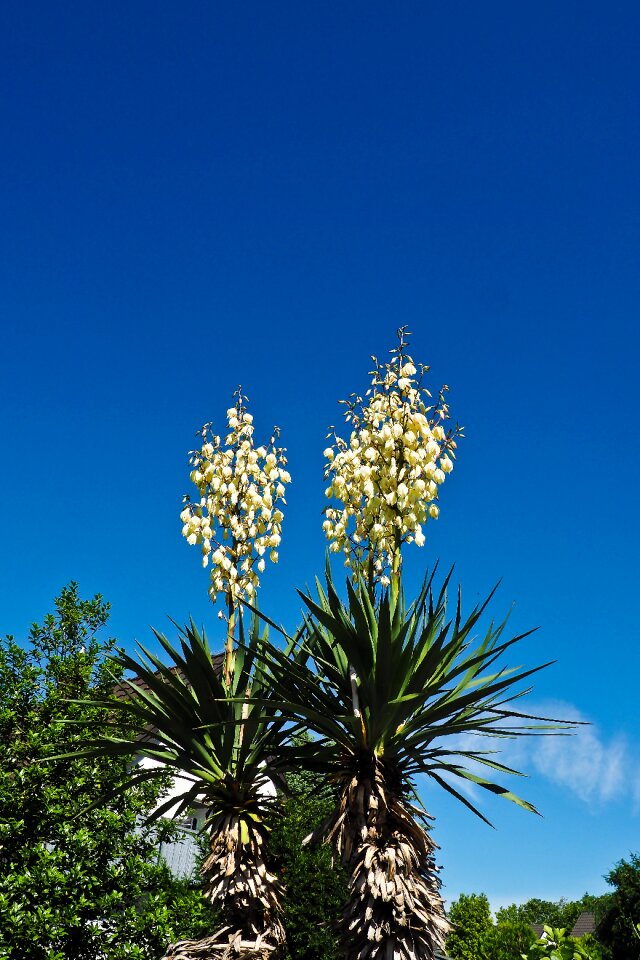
62;614;289;960
256;566;570;960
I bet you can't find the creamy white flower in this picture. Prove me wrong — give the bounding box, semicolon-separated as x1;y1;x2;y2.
181;393;290;604
322;332;461;582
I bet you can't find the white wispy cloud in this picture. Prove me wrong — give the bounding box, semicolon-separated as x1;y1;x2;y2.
434;701;637;810
530;726;624;803
489;700;635;808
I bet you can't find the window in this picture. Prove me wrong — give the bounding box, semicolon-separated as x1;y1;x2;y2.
178;814;199;831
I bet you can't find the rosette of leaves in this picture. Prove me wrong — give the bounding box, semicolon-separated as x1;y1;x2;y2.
254;566;572;960
59;613;291;960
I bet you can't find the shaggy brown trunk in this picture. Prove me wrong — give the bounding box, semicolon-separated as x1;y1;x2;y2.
325;754;450;960
163;813;285;960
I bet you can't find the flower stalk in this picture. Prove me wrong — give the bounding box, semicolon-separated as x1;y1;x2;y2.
181;386;291;686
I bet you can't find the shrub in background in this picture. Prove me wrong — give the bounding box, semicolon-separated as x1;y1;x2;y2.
0;583;214;960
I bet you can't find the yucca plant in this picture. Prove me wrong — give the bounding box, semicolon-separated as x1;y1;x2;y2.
61;614;290;960
254;566;570;960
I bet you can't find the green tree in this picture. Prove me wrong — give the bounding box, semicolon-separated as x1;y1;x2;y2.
495;894;612;941
530;899;586;931
486;918;535;960
269;761;348;960
598;853;640;960
446;893;493;960
523;899;570;928
0;583;212;960
573;893;612;928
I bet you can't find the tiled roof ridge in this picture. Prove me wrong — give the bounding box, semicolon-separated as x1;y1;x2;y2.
570;911;596;938
530;912;597;941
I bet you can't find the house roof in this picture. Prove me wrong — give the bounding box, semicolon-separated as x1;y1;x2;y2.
570;912;596;938
112;655;225;700
529;913;597;942
111;654;226;743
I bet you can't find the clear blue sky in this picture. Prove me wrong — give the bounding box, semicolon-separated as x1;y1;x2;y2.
2;1;639;910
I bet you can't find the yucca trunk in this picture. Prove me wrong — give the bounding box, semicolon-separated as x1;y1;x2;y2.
164;812;285;960
329;753;450;960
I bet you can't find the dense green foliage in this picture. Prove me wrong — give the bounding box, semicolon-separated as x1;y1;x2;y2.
485;917;536;959
269;765;348;960
447;892;611;960
446;893;493;960
598;853;640;960
525;925;602;959
2;581;636;960
495;894;611;932
0;584;214;960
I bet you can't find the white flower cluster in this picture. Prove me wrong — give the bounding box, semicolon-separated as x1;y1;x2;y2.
322;330;461;584
180;391;291;604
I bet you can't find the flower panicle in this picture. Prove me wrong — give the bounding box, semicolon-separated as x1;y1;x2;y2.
322;328;463;584
180;389;291;604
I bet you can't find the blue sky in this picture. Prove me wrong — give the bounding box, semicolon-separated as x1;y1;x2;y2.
2;1;639;909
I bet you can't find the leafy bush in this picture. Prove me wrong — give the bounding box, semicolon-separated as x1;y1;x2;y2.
0;584;214;960
269;764;348;960
524;925;602;959
486;918;536;959
446;893;493;960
